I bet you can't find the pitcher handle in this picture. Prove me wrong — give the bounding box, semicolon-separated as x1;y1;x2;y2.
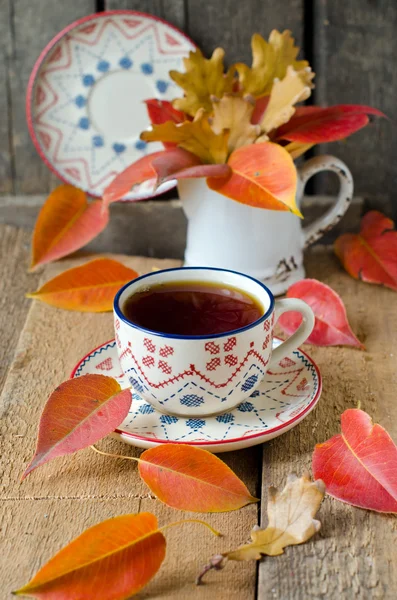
297;155;354;249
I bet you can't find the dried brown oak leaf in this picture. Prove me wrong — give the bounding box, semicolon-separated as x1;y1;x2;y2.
197;472;325;584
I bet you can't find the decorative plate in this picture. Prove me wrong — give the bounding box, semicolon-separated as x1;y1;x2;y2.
27;11;196;199
71;338;322;453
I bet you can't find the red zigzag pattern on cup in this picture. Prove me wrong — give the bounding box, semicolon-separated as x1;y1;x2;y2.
119;346;269;390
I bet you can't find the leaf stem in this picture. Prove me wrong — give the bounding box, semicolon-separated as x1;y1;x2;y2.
160;519;222;538
90;445;140;464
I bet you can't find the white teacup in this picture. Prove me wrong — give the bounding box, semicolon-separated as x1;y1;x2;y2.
113;267;315;417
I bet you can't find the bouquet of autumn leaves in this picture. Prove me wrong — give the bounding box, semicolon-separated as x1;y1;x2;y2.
104;30;384;215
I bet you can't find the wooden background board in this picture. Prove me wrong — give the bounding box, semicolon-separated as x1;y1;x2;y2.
1;225;396;599
0;0;396;218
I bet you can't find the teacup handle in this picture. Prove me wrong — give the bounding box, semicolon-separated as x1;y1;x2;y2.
297;155;354;249
269;298;315;368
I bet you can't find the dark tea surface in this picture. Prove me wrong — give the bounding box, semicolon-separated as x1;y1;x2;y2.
122;280;263;336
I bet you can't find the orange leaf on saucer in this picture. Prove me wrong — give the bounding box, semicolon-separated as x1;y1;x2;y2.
27;258;138;312
30;185;109;270
138;444;258;512
335;211;397;291
22;375;131;479
14;513;166;599
207;142;299;215
313;409;397;513
278;279;363;348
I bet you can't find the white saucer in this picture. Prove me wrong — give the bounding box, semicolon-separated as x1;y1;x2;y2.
71;338;322;453
27;11;195;199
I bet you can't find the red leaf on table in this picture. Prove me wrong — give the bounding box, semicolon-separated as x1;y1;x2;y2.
312;409;397;513
14;513;166;599
335;211;397;292
275;104;386;143
207;142;300;215
278;279;363;348
22;374;131;478
30;185;109;270
138;444;258;512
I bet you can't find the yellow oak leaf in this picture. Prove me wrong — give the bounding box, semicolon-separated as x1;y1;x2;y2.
260;66;312;134
210;95;261;153
285;141;314;159
141;109;229;164
196;473;325;584
170;47;234;117
235;30;314;98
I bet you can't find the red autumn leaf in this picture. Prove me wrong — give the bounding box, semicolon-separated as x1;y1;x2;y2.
251;95;270;124
145;99;187;125
313;409;397;513
275;104;386;143
30;185;109;270
335;211;397;292
14;513;166;599
138;444;258;512
278;279;363;348
22;375;131;478
145;99;188;149
207;142;300;215
27;258;138;312
103;147;230;208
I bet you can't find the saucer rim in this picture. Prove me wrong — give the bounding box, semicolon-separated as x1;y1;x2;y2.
70;337;322;447
26;9;197;199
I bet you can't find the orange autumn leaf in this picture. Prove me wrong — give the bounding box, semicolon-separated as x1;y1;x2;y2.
22;375;132;479
138;444;258;512
334;211;397;291
27;258;138;312
14;513;166;599
207;142;300;215
30;185;109;270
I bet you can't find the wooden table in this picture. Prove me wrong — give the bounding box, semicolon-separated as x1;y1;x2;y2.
1;224;396;599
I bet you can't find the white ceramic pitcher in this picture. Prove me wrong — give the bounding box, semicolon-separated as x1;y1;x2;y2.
179;155;353;295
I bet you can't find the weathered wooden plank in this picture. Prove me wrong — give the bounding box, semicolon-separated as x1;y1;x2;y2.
186;0;304;64
0;255;178;501
139;498;259;599
8;0;96;194
0;0;13;192
0;225;40;396
258;247;397;599
0;250;261;600
0;195;364;259
104;0;186;31
313;0;397;219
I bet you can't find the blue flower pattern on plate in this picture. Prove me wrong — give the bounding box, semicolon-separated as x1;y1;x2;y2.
97;60;110;72
37;18;188;199
141;62;153;74
75;95;86;108
156;80;168;93
82;74;95;86
119;57;133;69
